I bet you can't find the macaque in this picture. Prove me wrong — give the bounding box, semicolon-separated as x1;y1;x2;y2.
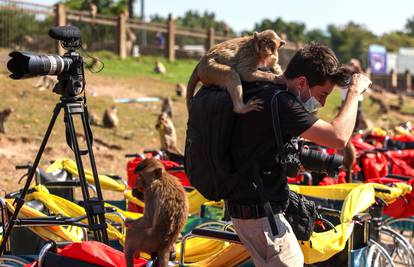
124;158;188;267
154;60;167;74
175;83;186;98
186;30;285;114
342;141;356;182
155;112;182;156
102;106;119;128
88;111;100;126
34;76;57;91
161;97;173;118
0;108;13;134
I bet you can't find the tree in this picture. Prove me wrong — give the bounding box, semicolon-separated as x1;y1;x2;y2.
327;22;376;63
253;17;306;42
405;15;414;36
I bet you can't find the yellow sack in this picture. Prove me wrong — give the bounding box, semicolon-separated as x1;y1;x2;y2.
294;182;411;264
47;159;126;192
4;199;81;243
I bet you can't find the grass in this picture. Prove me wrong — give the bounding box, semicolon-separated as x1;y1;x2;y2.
88;51;198;84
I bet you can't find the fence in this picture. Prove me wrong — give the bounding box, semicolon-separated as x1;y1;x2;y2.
368;69;413;93
0;0;299;64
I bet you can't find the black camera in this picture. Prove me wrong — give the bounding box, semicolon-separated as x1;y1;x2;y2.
284;139;343;178
7;26;84;97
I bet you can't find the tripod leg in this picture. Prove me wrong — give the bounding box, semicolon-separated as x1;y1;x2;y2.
0;104;62;255
64;104;109;244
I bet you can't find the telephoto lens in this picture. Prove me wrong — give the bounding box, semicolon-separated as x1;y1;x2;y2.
299;148;343;177
7;51;73;79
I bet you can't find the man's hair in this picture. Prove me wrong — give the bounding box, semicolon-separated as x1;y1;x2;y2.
284;42;352;87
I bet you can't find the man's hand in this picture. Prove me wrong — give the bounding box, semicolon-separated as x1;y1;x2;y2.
349;73;372;95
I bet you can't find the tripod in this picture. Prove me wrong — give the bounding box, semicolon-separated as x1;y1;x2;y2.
0;95;109;255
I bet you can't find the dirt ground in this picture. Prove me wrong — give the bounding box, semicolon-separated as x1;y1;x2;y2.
0;62;188;199
1;52;414;201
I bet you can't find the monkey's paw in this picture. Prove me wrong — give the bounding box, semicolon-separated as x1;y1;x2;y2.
233;98;264;114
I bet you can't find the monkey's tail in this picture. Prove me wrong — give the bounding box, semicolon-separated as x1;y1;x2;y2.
186;63;200;110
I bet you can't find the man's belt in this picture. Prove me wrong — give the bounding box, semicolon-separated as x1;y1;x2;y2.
225;201;285;220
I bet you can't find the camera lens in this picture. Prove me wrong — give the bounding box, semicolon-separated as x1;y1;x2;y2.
7;51;73;79
299;148;343;177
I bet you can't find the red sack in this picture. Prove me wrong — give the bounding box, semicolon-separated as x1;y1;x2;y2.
361;152;389;179
367;178;414;218
127;156;190;212
24;241;147;267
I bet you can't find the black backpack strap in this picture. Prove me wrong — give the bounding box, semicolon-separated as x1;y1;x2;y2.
270;90;292;180
248;90;292;236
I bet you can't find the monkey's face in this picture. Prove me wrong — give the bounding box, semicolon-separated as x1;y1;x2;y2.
255;30;286;58
136;167;162;191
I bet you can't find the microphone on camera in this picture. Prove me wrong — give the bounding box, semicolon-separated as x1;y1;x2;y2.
48;26;81;42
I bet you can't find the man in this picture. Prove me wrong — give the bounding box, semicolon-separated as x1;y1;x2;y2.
226;43;371;266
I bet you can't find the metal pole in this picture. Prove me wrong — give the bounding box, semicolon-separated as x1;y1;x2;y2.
140;0;147;46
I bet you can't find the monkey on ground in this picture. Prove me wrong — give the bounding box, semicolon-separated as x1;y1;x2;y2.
102;106;119;128
88;111;101;126
155;112;182;156
34;76;57;91
175;83;186;98
341;141;356;183
186;30;285;114
154;60;167;74
161;97;173;118
124;158;188;267
0;108;13;134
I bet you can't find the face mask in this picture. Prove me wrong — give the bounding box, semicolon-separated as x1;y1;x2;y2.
298;88;322;113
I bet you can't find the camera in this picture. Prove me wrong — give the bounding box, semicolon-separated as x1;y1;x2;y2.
7;26;84;97
283;138;343;178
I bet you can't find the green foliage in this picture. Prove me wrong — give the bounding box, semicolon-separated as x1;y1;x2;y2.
149;10;235;46
377;31;414;52
406;16;414;36
254;18;306;42
63;0;127;16
0;10;53;46
90;52;198;84
327;22;376;63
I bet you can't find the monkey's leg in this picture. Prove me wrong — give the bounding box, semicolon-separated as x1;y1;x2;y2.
124;242;138;267
240;69;278;83
199;59;262;113
156;248;171;267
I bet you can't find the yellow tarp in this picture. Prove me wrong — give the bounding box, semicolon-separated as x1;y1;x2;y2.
46;159;126;192
289;183;412;264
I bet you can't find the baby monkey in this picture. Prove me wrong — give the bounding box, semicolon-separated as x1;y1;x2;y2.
186;30;285;114
124;158;188;267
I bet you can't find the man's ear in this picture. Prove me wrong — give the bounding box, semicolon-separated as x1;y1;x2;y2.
153;168;163;179
253;32;260;53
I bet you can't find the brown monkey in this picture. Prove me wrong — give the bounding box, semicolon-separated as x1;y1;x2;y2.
124;158;188;267
161;97;173;118
88;111;101;126
175;83;186;98
154;60;167;74
34;76;57;91
186;30;285;114
0;108;13;134
342;141;356;182
102;106;119;128
155;112;182;155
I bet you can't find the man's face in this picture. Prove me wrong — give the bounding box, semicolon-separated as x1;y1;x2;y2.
309;80;335;107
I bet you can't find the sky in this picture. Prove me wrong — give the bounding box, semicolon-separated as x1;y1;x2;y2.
36;0;414;35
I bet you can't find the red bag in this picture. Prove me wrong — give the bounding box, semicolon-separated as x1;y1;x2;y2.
24;241;147;267
127;156;190;212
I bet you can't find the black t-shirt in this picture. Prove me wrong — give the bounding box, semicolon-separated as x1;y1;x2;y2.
229;83;318;204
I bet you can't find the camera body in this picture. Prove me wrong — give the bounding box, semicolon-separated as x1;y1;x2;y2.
283;138;343;178
7;26;84;97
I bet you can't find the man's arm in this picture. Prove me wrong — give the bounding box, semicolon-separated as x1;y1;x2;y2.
301;74;371;149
